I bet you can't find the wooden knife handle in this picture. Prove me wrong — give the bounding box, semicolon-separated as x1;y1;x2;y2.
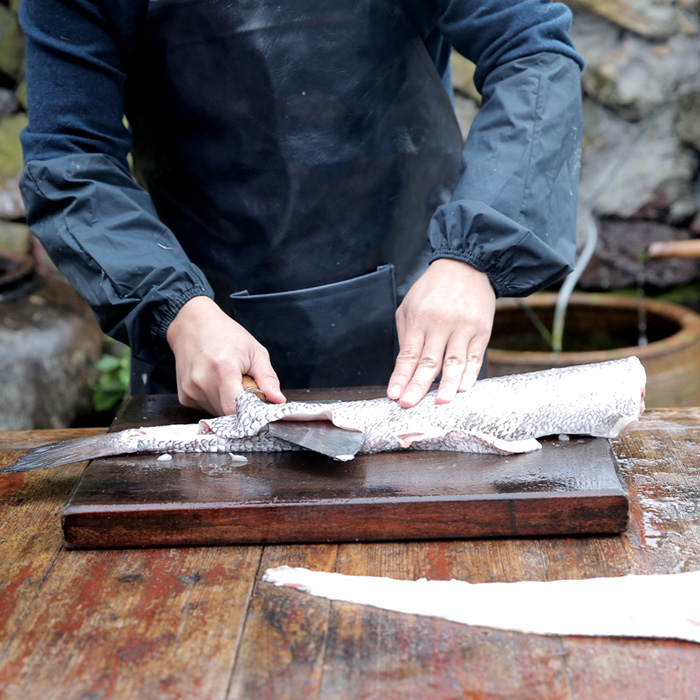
241;375;267;400
241;375;259;390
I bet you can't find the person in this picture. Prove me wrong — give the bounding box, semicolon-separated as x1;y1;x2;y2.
18;0;584;417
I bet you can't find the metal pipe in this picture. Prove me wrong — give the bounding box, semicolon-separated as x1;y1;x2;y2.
551;211;598;353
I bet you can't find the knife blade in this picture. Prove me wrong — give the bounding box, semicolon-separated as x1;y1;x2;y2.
242;376;365;460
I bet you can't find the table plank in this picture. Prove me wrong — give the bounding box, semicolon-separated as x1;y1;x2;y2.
563;637;700;700
611;426;700;574
0;438;92;656
227;544;338;700
546;420;700;700
315;541;574;700
316;608;573;700
0;432;262;699
627;407;700;431
233;409;700;700
0;545;261;699
0;428;106;450
2;410;700;699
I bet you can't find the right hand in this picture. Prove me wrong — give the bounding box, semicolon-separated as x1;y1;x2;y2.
166;296;286;416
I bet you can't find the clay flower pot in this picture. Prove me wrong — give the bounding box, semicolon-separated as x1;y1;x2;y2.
488;292;700;408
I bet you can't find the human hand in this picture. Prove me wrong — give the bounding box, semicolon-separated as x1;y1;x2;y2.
387;259;495;408
166;296;285;415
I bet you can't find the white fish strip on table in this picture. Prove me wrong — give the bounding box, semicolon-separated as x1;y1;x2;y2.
263;566;700;644
3;357;646;472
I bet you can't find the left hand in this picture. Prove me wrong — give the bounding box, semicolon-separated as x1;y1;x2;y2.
387;259;496;408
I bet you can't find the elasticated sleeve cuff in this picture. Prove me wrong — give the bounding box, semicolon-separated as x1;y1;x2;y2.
21;153;215;365
428;52;582;297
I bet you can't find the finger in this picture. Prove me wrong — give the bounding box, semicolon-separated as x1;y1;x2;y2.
387;328;425;400
174;360;216;415
435;341;468;404
198;359;236;416
179;384;219;417
218;365;284;415
246;349;286;403
251;370;286;404
218;376;243;416
458;343;488;392
397;345;445;408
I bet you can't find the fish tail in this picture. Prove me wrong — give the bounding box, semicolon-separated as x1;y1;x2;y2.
1;433;133;473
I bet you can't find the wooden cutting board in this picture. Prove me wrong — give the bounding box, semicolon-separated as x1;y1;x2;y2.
62;388;629;548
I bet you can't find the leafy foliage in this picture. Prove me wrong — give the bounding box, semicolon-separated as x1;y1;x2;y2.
92;345;130;412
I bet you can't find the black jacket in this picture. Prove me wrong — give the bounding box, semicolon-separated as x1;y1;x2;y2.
19;0;584;369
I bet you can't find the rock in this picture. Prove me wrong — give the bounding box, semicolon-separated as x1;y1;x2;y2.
0;219;30;253
0;271;104;430
573;23;700;119
0;88;17;117
691;213;700;237
565;0;686;40
0;112;26;220
579;100;697;220
0;174;23;220
568;8;620;67
577;218;700;291
676;89;700;149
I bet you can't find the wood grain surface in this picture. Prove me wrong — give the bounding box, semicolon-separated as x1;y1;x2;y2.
62;393;628;547
1;410;699;699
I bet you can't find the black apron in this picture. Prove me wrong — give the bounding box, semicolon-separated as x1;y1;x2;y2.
127;0;462;390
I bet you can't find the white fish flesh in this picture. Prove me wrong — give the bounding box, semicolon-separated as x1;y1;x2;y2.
262;566;700;644
2;357;646;472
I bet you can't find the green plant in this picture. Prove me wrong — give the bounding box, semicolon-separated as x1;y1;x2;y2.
92;344;130;412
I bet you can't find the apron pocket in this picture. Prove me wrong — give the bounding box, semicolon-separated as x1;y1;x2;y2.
229;265;397;388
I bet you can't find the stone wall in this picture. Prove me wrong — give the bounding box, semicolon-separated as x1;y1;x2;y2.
453;0;700;297
2;0;700;297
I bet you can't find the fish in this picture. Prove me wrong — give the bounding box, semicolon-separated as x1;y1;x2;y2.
262;566;700;643
1;357;646;472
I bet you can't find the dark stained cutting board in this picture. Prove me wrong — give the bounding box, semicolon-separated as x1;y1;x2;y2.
62;388;629;548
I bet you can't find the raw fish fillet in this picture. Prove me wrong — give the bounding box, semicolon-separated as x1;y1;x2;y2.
262;566;700;643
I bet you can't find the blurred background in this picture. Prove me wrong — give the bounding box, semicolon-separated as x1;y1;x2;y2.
1;0;700;427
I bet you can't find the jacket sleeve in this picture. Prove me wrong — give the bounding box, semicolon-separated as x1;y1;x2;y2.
18;0;214;366
429;1;584;298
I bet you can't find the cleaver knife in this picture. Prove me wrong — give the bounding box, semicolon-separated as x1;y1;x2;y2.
241;376;365;461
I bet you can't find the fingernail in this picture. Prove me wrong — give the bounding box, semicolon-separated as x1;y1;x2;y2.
436;389;455;403
388;384;401;399
399;391;419;407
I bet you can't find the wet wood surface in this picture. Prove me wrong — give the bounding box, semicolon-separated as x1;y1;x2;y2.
1;408;699;699
62;393;628;548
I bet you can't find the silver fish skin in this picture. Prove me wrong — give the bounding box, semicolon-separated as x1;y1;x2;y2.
204;356;646;457
2;357;645;472
2;424;297;473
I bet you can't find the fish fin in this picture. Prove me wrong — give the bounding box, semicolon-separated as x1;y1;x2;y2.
1;434;127;473
407;430;542;455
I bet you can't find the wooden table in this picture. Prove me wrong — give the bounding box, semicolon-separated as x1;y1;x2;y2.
1;409;699;699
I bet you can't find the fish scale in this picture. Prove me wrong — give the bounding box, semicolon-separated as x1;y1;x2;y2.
2;357;646;472
202;357;646;455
